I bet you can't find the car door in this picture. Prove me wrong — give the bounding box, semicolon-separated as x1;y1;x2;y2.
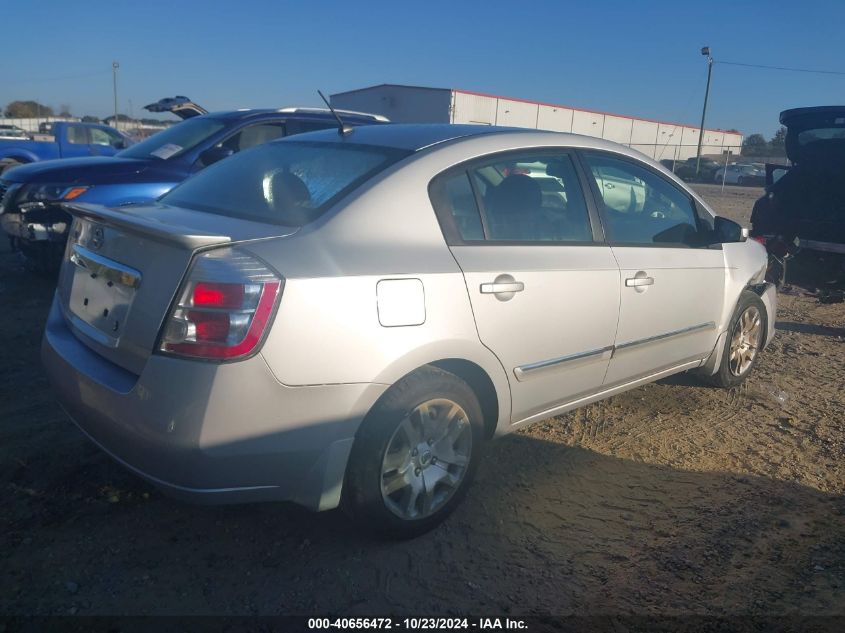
430;150;621;423
580;151;725;387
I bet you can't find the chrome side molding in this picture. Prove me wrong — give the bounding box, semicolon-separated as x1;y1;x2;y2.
514;346;613;381
514;322;716;381
613;321;716;353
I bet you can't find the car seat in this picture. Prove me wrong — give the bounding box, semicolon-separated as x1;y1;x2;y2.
485;174;543;240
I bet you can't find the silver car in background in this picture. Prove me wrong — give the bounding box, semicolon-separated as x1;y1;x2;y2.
42;124;776;538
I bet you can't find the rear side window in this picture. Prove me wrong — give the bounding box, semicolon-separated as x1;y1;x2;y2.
67;127;88;144
440;173;484;240
286;120;338;136
431;153;594;243
161;141;410;226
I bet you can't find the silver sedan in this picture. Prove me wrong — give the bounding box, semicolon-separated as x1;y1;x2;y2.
42;124;776;538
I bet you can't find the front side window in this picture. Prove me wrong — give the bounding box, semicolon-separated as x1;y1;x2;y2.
90;127;124;147
161;141;410;226
432;152;594;243
584;152;702;246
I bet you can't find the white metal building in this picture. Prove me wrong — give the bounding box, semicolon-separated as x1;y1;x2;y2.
331;84;743;161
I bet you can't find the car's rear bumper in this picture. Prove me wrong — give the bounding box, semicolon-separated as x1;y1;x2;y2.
41;295;387;510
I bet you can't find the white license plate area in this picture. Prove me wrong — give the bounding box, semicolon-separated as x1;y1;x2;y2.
68;246;141;346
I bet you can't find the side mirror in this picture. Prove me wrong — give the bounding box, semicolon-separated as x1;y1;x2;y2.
714;216;747;243
199;146;235;166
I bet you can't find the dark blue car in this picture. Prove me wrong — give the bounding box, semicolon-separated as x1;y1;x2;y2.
0;99;388;270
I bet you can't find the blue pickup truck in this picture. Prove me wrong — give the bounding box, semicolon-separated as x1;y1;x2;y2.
0;121;131;173
0;98;388;270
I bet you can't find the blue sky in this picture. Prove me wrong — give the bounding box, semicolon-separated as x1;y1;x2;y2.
4;0;844;137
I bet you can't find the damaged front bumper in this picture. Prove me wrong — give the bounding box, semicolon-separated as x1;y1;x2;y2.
0;202;71;244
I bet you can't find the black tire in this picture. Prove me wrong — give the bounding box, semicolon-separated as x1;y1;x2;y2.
343;365;485;539
709;290;767;388
737;176;745;186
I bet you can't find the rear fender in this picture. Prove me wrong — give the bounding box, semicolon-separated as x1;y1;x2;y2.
370;340;512;437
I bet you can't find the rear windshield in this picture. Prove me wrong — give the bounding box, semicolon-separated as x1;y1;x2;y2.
798;127;845;144
118;117;226;160
160;140;411;226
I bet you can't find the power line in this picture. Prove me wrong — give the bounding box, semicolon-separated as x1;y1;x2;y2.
716;60;845;76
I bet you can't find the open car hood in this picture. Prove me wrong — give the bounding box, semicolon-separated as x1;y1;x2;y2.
781;106;845;164
143;96;208;120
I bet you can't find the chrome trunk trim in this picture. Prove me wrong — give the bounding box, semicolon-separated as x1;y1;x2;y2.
70;244;142;289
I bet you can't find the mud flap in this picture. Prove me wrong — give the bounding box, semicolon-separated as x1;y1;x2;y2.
295;437;355;511
697;330;728;377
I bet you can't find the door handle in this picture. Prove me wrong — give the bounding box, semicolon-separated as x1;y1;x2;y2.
480;281;524;294
625;276;654;287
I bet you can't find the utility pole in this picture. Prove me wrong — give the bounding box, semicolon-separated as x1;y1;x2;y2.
112;61;119;130
695;47;713;177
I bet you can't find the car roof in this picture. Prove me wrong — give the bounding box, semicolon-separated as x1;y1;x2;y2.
201;108;386;123
278;123;708;163
278;123;549;151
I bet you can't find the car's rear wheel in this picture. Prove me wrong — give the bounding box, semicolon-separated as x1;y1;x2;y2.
737;176;745;186
343;366;484;539
710;290;767;388
1;159;23;174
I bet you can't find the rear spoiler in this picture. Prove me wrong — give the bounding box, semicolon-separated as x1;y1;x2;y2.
63;202;231;250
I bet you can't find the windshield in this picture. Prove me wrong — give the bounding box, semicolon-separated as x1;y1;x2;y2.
160;140;411;226
117;117;226;160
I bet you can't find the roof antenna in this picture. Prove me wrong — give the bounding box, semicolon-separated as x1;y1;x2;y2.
318;90;353;136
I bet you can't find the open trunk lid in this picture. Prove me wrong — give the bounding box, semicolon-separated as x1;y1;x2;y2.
781;106;845;164
57;202;296;375
143;96;208;120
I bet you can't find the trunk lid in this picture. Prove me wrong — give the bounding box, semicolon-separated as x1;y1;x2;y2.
143;96;208;120
57;202;296;375
781;106;845;164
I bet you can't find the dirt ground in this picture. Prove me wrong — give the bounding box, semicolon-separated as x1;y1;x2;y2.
1;184;843;618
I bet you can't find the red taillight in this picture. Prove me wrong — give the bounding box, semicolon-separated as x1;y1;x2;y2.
752;236;767;246
192;282;245;309
190;310;230;341
158;249;283;361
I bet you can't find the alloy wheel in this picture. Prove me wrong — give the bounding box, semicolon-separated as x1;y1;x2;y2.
729;305;762;376
380;398;472;520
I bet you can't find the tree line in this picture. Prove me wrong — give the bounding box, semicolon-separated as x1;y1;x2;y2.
742;128;786;157
3;100;163;126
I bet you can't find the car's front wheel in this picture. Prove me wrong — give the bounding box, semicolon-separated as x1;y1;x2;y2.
343;366;484;539
710;290;767;388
